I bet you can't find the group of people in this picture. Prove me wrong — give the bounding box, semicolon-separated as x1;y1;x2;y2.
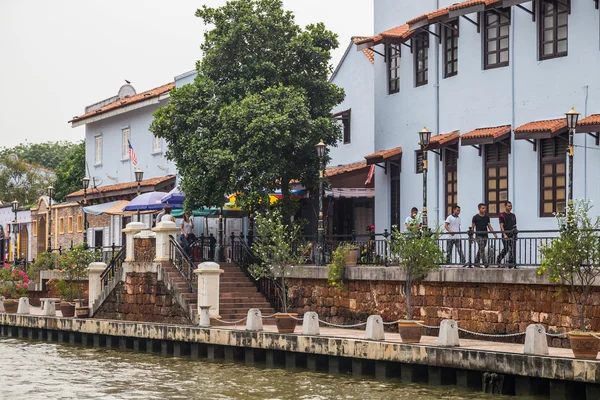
154;206;196;255
404;201;517;268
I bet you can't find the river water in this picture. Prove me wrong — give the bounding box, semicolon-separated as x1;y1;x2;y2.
0;337;510;400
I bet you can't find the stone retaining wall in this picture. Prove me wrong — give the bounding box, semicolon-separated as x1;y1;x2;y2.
94;272;191;325
287;268;598;348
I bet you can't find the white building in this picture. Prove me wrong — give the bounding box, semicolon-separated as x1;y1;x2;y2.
351;0;600;233
0;204;32;262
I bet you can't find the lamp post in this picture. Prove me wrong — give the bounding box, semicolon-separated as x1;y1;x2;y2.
135;168;144;220
82;176;90;248
11;200;19;265
47;185;54;253
565;107;580;208
419;127;432;230
315;140;326;266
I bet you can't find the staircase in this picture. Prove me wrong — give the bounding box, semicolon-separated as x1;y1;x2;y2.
218;263;277;325
161;262;199;323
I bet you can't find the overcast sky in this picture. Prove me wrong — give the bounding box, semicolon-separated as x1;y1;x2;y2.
0;1;373;149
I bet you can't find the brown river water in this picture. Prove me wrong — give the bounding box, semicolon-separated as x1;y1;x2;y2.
0;337;522;400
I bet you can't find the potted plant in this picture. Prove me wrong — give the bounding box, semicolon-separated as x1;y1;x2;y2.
249;208;308;333
387;223;444;343
328;242;357;288
0;263;30;313
539;200;600;359
50;245;99;318
27;251;59;289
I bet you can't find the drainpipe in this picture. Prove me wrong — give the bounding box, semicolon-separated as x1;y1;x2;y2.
434;0;441;224
510;7;516;210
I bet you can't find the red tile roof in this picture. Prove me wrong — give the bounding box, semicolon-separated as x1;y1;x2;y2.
66;175;175;199
514;118;567;134
326;161;368;177
407;8;450;26
461;125;511;145
351;37;375;64
69;82;175;124
448;0;500;11
577;114;600;129
429;131;460;149
364;147;403;164
380;24;413;42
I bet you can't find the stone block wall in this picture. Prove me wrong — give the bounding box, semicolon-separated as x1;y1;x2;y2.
94;272;191;325
287;278;599;348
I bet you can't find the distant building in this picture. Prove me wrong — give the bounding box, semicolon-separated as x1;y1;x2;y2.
0;204;32;262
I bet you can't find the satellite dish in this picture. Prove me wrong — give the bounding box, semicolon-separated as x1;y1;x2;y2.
92;176;103;187
8;154;18;163
118;84;136;99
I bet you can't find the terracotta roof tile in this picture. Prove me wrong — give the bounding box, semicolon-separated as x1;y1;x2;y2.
69;82;175;124
380;24;412;41
364;147;403;164
514;118;567;134
351;37;375;64
326;161;368;177
407;14;428;25
461;125;511;145
448;0;500;11
429;131;460;149
408;8;450;26
66;175;175;199
578;114;600;127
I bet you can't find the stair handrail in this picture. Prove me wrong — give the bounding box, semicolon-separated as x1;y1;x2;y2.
231;235;283;311
169;235;198;293
99;246;126;288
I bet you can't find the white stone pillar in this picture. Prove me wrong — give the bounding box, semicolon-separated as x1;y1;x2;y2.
365;315;385;340
246;308;263;331
87;262;107;308
152;220;180;262
42;299;56;316
524;324;549;355
0;296;4;313
438;319;460;347
194;262;224;317
122;222;146;262
302;312;320;336
17;297;29;314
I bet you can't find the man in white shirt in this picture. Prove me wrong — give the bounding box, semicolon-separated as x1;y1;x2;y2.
404;207;421;232
445;204;466;265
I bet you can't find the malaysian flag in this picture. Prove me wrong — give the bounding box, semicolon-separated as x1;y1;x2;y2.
128;140;138;166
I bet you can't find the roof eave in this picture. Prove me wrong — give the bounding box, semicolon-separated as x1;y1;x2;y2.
449;4;486;18
576;124;600;133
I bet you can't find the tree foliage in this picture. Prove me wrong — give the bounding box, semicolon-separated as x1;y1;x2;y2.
539;200;600;332
151;0;344;220
0;141;79;171
53;141;85;202
0;155;52;206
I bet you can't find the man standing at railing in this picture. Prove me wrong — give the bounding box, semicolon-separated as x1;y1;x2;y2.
471;203;497;268
497;201;517;268
445;205;466;265
405;207;422;232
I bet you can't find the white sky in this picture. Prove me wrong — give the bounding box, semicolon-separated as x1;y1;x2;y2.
0;0;373;149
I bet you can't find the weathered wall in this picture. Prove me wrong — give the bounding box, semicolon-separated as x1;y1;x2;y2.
94;272;191;325
287;269;599;348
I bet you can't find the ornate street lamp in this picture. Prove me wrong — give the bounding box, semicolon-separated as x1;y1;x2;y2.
315;140;326;266
135;168;144;220
82;176;90;248
47;186;54;253
11;200;19;265
419;127;432;230
565;107;580;207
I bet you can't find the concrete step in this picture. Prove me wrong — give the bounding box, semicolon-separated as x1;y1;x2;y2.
220;282;257;289
220;299;272;307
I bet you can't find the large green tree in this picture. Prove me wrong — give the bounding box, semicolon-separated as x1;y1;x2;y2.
151;0;344;220
53;141;85;202
0;141;79;170
0;156;52;206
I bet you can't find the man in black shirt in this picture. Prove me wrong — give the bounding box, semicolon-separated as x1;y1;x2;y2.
497;201;517;268
471;203;497;268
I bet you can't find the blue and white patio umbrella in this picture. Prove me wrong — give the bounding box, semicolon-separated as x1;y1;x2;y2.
161;187;185;208
122;192;168;212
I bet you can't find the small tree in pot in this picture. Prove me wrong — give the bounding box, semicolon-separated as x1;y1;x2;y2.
387;223;444;343
0;263;30;313
249;208;308;333
539;200;600;359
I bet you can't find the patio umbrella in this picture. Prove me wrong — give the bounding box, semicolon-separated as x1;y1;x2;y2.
83;200;130;215
161;187;185;207
122;192;168;212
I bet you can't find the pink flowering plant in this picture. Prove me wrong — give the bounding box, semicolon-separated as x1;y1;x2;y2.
0;262;30;299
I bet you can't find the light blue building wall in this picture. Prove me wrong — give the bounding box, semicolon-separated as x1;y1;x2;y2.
370;0;600;233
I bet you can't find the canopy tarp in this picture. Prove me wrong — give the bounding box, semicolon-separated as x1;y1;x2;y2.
83;200;130;216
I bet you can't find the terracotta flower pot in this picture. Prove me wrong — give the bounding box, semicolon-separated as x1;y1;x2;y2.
344;250;359;267
397;320;423;343
75;306;89;319
569;332;600;359
275;313;298;333
60;302;76;318
3;299;19;314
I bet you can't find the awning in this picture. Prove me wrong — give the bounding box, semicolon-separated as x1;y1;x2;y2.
364;147;402;165
448;0;501;18
325;188;375;198
460;125;511;146
407;9;450;30
172;206;246;218
576;114;600;133
428;131;459;150
83;200;130;216
514;118;567;140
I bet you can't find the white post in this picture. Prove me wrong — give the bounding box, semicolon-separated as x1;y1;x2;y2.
194;262;224;317
16;297;29;314
122;222;145;262
246;308;263;331
152;220;180;262
42;299;56;316
524;324;549;355
438;319;460;347
302;312;320;336
87;262;107;308
199;305;211;327
365;315;385;340
0;296;4;313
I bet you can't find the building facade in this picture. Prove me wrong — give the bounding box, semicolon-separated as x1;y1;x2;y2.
0;205;32;262
354;0;600;232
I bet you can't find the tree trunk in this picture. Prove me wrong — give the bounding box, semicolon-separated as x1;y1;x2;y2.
281;275;287;313
405;271;412;320
280;176;292;227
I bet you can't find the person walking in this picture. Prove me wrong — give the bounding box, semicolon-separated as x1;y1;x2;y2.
404;207;422;232
445;205;465;265
180;213;195;255
497;201;517;268
155;206;166;226
471;203;497;268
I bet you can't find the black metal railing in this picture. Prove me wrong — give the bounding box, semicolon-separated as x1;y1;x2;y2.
169;235;197;293
230;236;283;311
99;246;126;288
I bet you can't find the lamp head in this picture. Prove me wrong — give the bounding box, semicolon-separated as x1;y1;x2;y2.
419;126;432;148
565;107;580;130
82;176;90;190
11;200;19;213
47;185;54;198
135;168;144;183
315;140;326;158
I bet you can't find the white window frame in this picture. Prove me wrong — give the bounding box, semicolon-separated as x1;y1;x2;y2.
122;127;131;160
153;134;162;153
94;135;103;165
